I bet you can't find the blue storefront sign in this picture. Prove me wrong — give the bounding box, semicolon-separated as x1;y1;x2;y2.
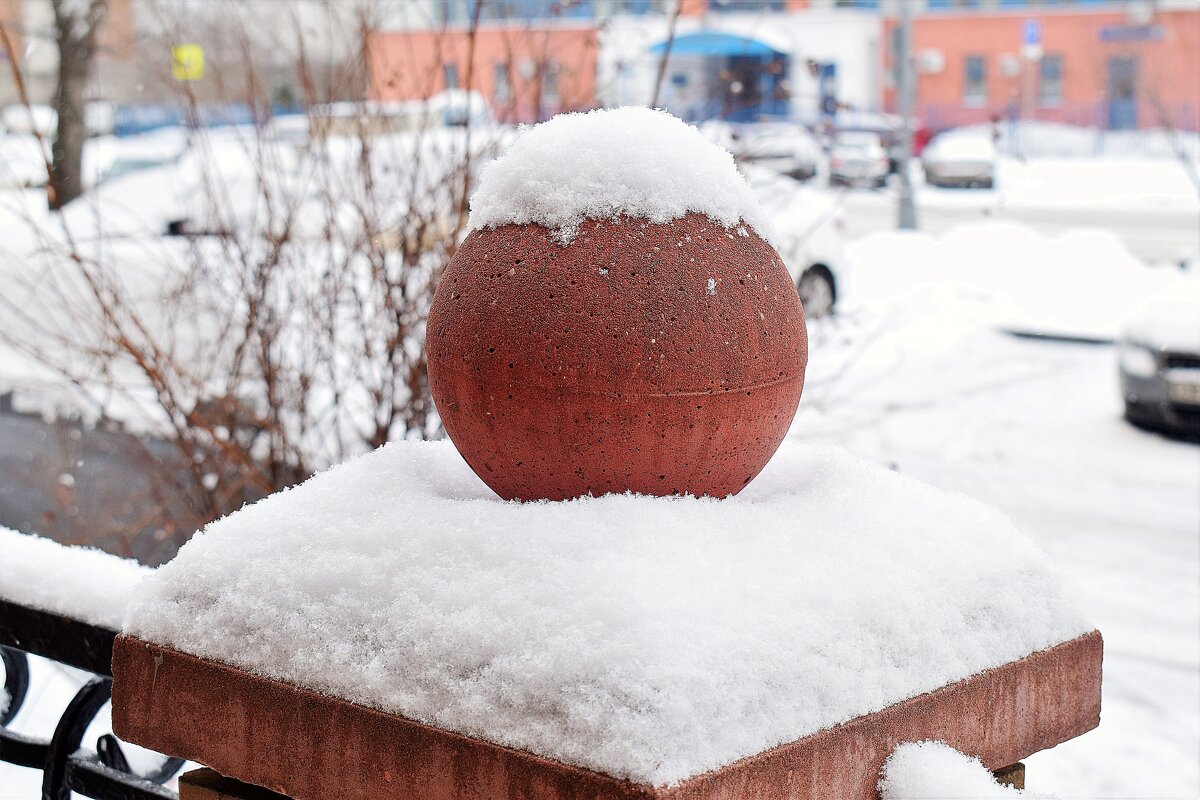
648;32;791;123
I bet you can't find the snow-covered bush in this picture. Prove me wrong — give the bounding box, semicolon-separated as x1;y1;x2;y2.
0;6;513;554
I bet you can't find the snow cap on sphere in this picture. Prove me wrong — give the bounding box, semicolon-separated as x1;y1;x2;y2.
467;106;774;244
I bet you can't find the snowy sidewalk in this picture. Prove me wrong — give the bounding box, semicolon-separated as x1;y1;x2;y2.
793;320;1200;798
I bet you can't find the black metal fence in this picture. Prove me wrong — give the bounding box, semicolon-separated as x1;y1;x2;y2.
0;599;184;800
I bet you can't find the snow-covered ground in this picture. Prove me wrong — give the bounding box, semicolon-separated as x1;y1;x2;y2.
792;301;1200;798
841;221;1190;342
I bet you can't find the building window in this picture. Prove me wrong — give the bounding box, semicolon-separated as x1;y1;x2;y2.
494;62;512;102
1039;53;1063;106
708;0;786;12
444;63;459;91
610;0;665;12
443;0;596;24
541;64;559;105
963;55;987;107
926;0;982;9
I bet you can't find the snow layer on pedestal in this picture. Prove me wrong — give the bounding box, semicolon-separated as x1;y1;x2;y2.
0;526;151;630
123;440;1091;787
880;741;1056;799
467;107;773;244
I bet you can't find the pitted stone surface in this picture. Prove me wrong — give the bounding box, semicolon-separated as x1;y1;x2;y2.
426;213;807;501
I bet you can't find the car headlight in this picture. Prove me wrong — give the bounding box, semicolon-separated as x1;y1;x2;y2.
1118;342;1158;378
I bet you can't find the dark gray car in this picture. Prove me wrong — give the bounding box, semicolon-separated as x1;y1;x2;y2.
1118;285;1200;438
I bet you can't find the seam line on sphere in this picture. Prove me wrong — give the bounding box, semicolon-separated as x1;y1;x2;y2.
463;373;805;399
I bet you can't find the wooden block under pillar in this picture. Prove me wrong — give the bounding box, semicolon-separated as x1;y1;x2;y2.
179;768;293;800
993;762;1026;790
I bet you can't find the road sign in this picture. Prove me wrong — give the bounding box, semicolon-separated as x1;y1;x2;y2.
1022;19;1041;46
171;44;204;81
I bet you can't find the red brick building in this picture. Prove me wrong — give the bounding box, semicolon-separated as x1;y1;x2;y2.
369;25;601;124
366;0;825;124
885;5;1200;132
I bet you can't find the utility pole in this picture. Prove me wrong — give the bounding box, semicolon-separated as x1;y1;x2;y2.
896;0;918;230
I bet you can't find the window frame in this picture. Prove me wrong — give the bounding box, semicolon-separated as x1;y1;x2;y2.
963;54;988;108
1038;53;1064;107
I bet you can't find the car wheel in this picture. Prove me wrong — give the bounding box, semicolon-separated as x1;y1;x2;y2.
797;267;836;319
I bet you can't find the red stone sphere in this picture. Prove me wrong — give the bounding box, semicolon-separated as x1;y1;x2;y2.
426;212;808;501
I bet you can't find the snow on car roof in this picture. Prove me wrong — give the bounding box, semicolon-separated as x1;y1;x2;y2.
1123;279;1200;353
125;438;1090;787
835;130;883;148
926;133;997;161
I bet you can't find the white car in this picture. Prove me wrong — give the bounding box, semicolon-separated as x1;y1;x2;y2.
922;133;996;189
828;131;889;189
701;121;821;183
744;166;847;318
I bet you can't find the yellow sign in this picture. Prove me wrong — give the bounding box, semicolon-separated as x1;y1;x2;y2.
171;44;204;81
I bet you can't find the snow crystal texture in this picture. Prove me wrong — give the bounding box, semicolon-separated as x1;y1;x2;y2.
880;741;1056;799
467;107;774;244
0;526;152;630
124;441;1091;787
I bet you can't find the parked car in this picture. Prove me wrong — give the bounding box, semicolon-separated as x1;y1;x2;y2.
743;166;846;318
1119;281;1200;438
701;121;821;183
922;133;996;189
735;123;822;182
828;131;889;188
98;130;190;183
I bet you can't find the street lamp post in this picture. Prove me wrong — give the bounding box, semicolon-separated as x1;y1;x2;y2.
896;0;918;231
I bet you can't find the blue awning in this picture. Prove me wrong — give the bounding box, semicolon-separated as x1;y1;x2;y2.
649;32;786;58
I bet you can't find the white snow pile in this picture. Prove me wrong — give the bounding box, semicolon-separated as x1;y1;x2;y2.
880;741;1056;799
0;527;152;630
124;439;1091;786
467;106;773;244
845;222;1188;341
